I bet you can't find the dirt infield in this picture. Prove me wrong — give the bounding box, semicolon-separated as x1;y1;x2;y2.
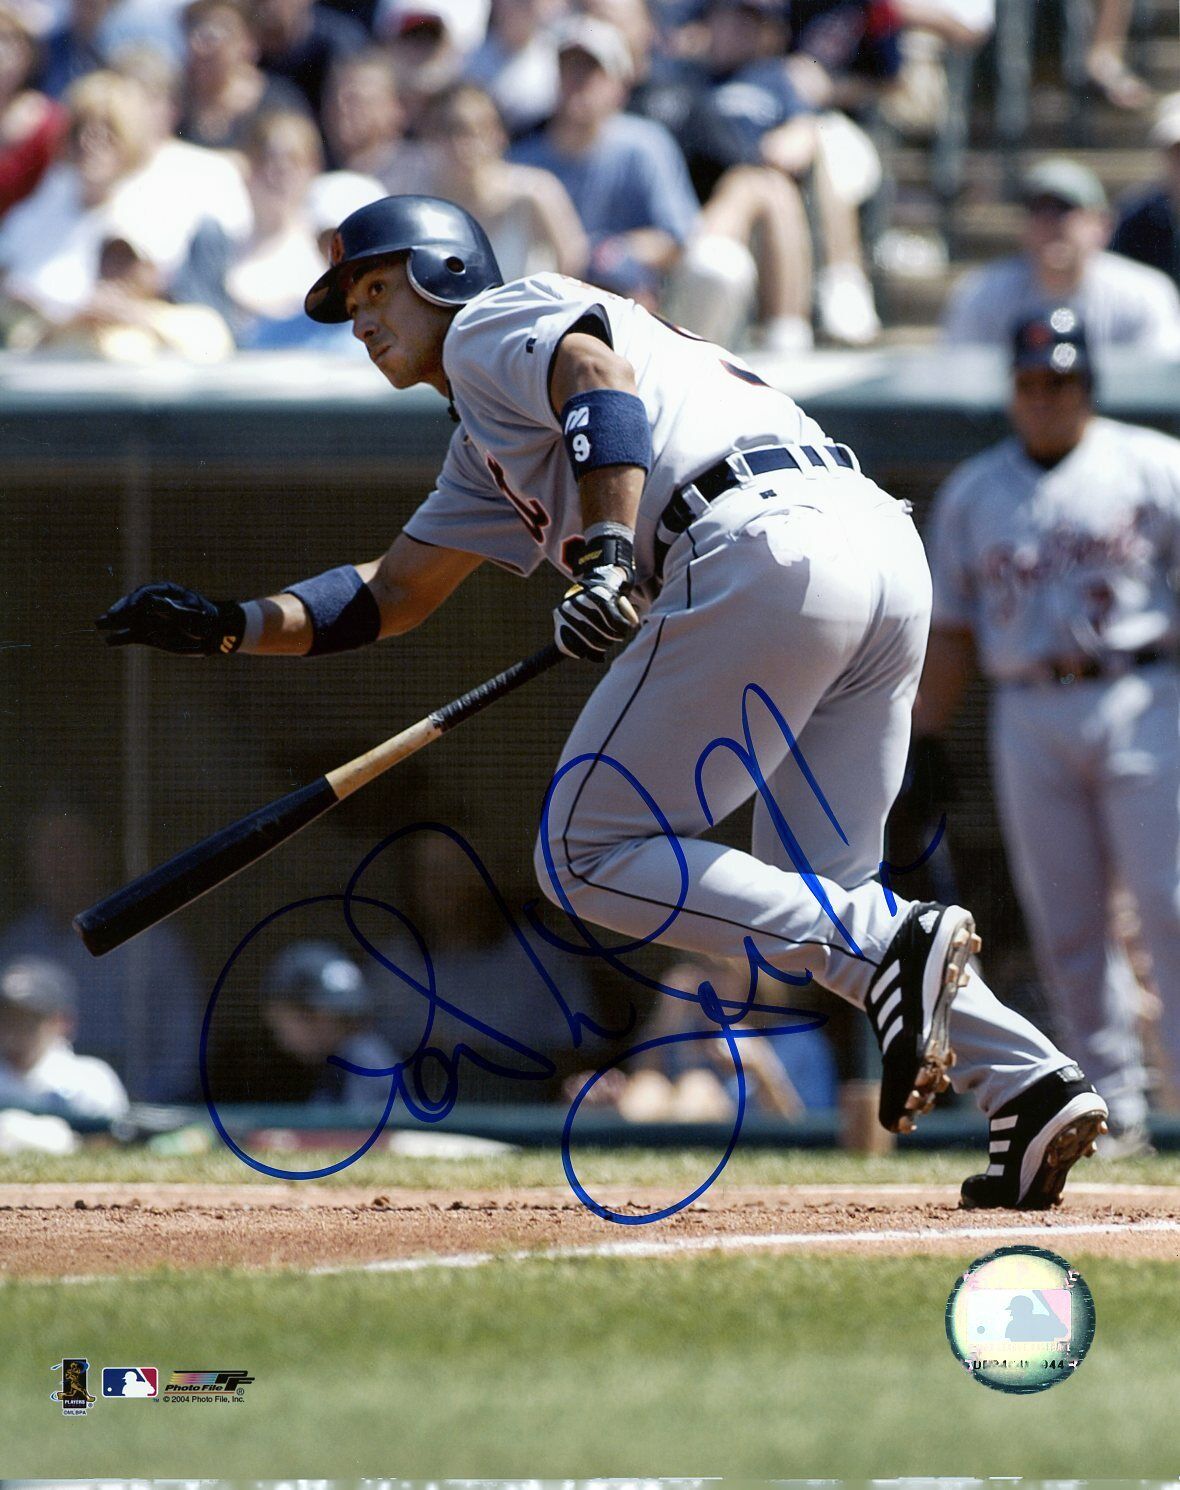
2;1182;1178;1278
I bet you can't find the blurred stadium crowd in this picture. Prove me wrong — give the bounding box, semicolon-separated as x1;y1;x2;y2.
0;0;1178;360
2;0;1179;1145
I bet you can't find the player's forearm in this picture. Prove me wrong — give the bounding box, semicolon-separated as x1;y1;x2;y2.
578;464;646;535
237;591;316;655
238;561;390;655
913;627;976;735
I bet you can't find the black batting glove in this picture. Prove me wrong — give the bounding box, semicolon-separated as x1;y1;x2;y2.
96;582;246;656
553;532;639;661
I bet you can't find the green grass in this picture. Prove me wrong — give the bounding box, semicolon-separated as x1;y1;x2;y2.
8;1255;1178;1477
4;1143;1180;1189
7;1146;1178;1475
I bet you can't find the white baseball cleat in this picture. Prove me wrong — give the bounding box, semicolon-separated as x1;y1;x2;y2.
864;901;980;1134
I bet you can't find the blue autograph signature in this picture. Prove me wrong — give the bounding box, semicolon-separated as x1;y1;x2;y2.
200;683;944;1224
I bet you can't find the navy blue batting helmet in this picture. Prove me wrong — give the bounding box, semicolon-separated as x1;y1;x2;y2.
305;194;503;323
1011;306;1093;380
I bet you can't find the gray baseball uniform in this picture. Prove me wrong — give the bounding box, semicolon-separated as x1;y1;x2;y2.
929;415;1180;1125
941;251;1180;354
403;271;1074;1116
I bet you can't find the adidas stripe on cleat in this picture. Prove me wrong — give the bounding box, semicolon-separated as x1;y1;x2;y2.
864;901;981;1134
960;1064;1109;1209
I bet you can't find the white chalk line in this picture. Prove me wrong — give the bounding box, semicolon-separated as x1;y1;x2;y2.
7;1216;1176;1288
4;1186;1178;1289
307;1217;1180;1277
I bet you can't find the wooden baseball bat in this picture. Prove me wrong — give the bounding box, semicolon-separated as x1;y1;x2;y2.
74;641;564;957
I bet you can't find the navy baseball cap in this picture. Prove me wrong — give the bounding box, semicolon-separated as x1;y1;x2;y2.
1011;307;1093;379
262;942;372;1017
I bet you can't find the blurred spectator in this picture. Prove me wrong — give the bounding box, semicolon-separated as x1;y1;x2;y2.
1086;0;1151;112
578;0;658;83
375;0;489;55
464;0;561;139
891;0;992;50
881;1;992;140
321;46;406;176
8;220;235;357
370;829;602;1096
246;162;383;345
172;106;324;342
0;69;151;326
942;157;1180;354
771;0;887;344
37;0;113;97
787;0;903;110
0;3;67;214
509;14;697;308
109;45;253;268
177;0;311;151
320;0;380;25
0;809;202;1102
401;81;586;279
100;0;192;63
638;0;814;348
233;941;398;1107
0;957;129;1124
568;956;836;1120
1110;93;1180;289
376;0;490;129
249;0;367;114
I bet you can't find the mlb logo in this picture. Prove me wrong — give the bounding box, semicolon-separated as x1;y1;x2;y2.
102;1367;158;1398
965;1288;1071;1344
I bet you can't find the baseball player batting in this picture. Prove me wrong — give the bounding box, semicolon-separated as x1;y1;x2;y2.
914;307;1180;1156
95;195;1109;1209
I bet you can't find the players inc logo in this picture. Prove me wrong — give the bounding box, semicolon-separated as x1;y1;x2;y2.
102;1366;158;1398
945;1243;1096;1393
160;1369;255;1404
49;1357;96;1416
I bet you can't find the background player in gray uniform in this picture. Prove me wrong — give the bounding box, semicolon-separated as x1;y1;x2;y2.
914;307;1180;1152
95;196;1110;1209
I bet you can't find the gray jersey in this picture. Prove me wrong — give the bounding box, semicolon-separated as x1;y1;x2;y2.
941;251;1180;355
402;272;832;579
928;416;1180;679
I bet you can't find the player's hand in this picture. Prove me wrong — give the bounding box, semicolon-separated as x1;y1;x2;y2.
553;533;640;661
95;582;246;655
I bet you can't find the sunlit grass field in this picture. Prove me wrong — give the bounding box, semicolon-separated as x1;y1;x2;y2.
3;1142;1178;1189
5;1145;1177;1477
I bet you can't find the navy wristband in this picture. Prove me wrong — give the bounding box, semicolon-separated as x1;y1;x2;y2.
560;388;652;480
284;565;381;656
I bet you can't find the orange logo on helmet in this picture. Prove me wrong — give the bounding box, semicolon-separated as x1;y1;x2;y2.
329;232;346;266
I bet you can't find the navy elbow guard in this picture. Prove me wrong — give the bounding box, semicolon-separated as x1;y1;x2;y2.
284;565;382;656
560;389;652;480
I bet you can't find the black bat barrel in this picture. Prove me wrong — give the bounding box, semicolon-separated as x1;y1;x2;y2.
73;776;339;956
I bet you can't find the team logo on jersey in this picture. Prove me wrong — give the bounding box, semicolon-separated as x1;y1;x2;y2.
946;1245;1095;1393
102;1367;158;1398
50;1358;95;1415
485;454;549;544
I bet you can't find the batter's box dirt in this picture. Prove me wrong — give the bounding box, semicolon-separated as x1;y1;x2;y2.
1;1183;1177;1279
